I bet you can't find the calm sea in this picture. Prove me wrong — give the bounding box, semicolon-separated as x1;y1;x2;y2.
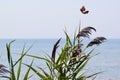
0;39;120;80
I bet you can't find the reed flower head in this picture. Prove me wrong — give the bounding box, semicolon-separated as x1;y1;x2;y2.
77;27;96;38
72;44;83;57
51;38;61;62
0;64;10;75
72;48;81;57
87;37;106;47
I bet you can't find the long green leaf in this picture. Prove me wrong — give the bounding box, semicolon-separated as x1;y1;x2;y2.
24;64;48;80
73;27;77;46
13;45;33;67
46;62;53;78
73;59;89;79
56;49;65;65
25;54;51;63
64;31;72;46
76;72;86;80
17;45;25;80
6;40;15;64
6;44;11;65
38;67;51;79
11;57;16;80
23;59;34;80
87;72;103;78
6;40;16;80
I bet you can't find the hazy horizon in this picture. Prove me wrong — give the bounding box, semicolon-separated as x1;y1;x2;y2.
0;0;120;39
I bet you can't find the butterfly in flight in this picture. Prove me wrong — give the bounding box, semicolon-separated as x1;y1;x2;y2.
80;6;89;14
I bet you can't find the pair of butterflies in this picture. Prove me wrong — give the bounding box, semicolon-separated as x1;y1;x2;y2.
80;6;89;14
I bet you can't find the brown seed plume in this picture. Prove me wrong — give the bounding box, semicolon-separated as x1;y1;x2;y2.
51;38;61;62
0;64;10;75
77;27;96;38
87;37;106;47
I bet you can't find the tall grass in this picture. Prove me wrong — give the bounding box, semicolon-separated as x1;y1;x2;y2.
24;27;106;80
0;26;106;80
0;40;34;80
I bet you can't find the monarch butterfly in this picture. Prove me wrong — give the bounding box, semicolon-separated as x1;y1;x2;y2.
80;6;89;14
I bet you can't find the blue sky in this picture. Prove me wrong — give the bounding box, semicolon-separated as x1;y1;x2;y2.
0;0;120;39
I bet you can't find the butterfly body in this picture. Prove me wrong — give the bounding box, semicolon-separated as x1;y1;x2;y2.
80;6;89;14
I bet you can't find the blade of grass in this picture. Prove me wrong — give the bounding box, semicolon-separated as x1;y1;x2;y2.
76;71;86;80
24;64;49;80
38;67;51;79
25;54;51;63
6;40;15;64
11;57;16;80
17;45;25;80
13;44;33;67
64;31;72;46
72;59;89;79
73;27;78;46
23;59;34;80
6;44;11;65
86;72;103;78
6;40;16;80
46;62;53;78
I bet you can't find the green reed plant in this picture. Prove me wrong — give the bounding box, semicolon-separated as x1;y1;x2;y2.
0;40;34;80
25;26;106;80
0;26;106;80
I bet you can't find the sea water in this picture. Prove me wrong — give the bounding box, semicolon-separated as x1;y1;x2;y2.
0;39;120;80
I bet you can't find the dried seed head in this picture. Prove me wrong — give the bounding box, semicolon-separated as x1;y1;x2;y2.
77;27;96;38
0;64;5;68
0;64;10;75
72;44;82;57
72;49;81;57
51;38;61;62
87;37;106;47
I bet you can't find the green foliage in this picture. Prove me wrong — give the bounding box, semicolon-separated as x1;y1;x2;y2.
0;26;106;80
25;27;106;80
0;40;33;80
